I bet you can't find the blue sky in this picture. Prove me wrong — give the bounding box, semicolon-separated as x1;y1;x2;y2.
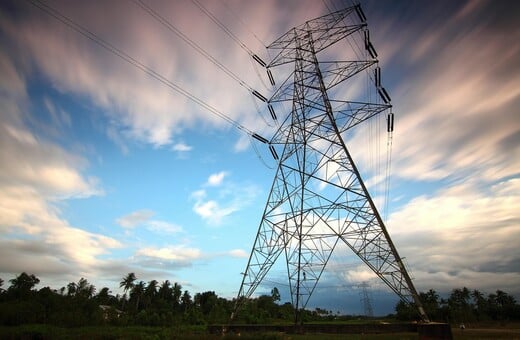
0;0;519;315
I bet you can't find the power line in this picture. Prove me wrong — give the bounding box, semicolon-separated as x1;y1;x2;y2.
190;0;276;88
133;0;257;94
220;0;268;49
26;0;256;137
191;0;255;57
132;0;274;131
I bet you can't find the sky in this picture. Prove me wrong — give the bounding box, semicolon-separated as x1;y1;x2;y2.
0;0;519;316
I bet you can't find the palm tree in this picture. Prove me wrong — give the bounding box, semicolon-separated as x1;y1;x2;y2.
181;290;192;313
144;280;158;308
76;278;96;299
472;289;486;320
120;272;137;294
120;273;137;309
131;281;146;311
159;280;172;301
173;282;182;307
145;280;158;298
66;282;77;296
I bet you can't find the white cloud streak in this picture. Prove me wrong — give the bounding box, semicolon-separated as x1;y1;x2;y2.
116;209;155;228
206;171;227;186
191;175;260;226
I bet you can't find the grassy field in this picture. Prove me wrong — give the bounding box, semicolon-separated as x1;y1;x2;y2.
1;323;519;339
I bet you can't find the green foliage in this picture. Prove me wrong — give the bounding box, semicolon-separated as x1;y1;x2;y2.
1;272;518;329
393;287;520;324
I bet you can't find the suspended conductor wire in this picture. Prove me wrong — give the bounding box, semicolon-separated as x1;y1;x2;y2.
133;0;271;123
250;93;275;128
27;0;256;137
250;55;272;91
191;0;256;57
220;0;268;49
133;0;255;94
251;137;275;170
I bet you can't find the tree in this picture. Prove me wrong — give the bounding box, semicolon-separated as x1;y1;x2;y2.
146;280;158;297
181;290;192;313
420;289;440;321
488;290;518;320
130;281;146;311
448;287;472;322
144;280;158;309
395;300;417;321
96;287;112;305
120;273;137;295
158;280;172;302
120;273;137;310
8;272;40;297
472;289;487;321
172;282;182;308
76;278;95;299
9;272;40;291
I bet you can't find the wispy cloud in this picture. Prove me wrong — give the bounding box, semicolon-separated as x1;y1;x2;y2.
228;249;248;258
116;210;183;234
136;245;202;262
388;178;520;292
172;142;193;152
206;171;227;186
0;49;120;282
191;174;260;226
116;210;155;228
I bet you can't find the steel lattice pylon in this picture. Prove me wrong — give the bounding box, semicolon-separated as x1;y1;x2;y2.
233;5;429;324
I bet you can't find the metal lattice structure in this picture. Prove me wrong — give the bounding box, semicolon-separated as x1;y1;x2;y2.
233;4;428;324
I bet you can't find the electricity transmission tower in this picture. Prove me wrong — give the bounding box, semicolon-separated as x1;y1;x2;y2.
233;4;429;324
358;282;374;318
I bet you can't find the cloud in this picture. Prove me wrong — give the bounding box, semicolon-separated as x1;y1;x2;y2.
348;0;520;185
147;220;183;234
1;122;103;199
206;171;227;186
116;210;183;234
228;249;248;258
136;245;202;262
193;199;235;225
43;97;71;128
387;178;520;293
0;41;121;284
172;142;192;152
0;0;334;154
0;184;123;280
191;175;260;226
116;209;155;228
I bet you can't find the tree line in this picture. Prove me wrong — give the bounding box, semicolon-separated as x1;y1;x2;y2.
0;272;518;327
395;287;520;323
0;272;301;327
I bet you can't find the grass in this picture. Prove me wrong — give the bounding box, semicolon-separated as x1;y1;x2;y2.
1;322;519;339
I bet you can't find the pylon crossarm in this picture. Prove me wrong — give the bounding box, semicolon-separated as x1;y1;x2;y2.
268;6;366;67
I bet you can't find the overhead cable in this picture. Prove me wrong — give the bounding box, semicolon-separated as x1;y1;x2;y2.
27;0;257;137
191;0;255;57
133;0;258;94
